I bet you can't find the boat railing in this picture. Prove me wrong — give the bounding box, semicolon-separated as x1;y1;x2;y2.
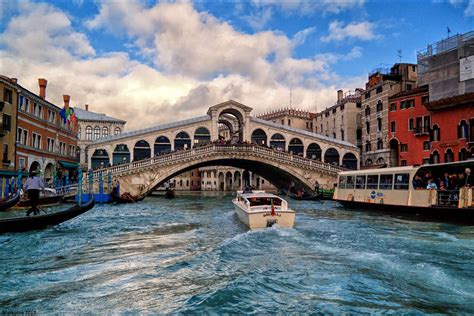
434;188;473;208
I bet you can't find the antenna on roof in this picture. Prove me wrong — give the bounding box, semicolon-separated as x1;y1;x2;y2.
447;26;451;38
289;89;292;109
397;49;402;63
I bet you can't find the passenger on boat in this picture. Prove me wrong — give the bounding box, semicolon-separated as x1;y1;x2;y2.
412;175;423;189
426;179;438;190
23;170;45;216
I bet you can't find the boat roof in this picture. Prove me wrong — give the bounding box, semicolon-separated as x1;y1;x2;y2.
339;160;474;176
237;191;282;199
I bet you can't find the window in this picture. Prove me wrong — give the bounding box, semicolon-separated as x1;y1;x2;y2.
406;84;412;91
423;116;431;132
400;144;408;152
366;175;378;189
365;106;371;116
376;101;383;112
94;126;100;140
32;133;42;149
48;109;56;123
377;118;382;132
458;120;469;139
102;127;109;137
356;102;362;108
346;176;354;189
423;141;430;151
114;127;121;135
394;173;409;190
340;104;345;111
376;86;383;94
19;158;25;169
17;128;22;143
406;99;414;108
19;95;24;110
365;141;372;152
338;176;346;189
408;118;414;130
401;160;407;166
422;96;429;105
86;126;92;140
341;129;345;141
47;138;55;152
365;92;370;99
377;139;383;150
431;151;440;164
22;129;28;146
332;108;337;114
3;88;12;104
2;114;11;132
390;103;397;111
431;125;440;142
78;127;81;139
355;175;366;189
59;142;67;155
444;149;454;163
379;174;393;190
2;144;8;162
366;122;370;134
391;121;396;133
288;119;291;126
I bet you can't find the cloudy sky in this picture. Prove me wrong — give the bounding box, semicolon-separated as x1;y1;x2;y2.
1;0;473;129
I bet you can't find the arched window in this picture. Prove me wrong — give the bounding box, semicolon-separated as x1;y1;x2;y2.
458;120;468;139
365;106;371;117
365;141;371;152
114;127;121;135
444;148;454;163
94;126;101;140
78;126;81;139
431;124;440;142
365;159;373;166
431;150;440;164
377;139;383;150
459;148;468;161
102;127;109;137
86;126;92;141
376;100;383;112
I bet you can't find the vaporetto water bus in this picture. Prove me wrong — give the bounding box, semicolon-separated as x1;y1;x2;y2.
233;190;296;229
333;160;474;224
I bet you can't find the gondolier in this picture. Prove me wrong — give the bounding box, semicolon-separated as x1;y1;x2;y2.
23;170;45;216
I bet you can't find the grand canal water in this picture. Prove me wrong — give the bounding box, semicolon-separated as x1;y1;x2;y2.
1;193;473;314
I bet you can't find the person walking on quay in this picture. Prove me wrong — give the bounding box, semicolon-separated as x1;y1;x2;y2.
23;170;45;216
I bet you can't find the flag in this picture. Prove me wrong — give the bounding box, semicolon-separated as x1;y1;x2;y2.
59;107;67;124
271;200;276;216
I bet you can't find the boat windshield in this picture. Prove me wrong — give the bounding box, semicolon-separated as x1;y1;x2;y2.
248;197;282;207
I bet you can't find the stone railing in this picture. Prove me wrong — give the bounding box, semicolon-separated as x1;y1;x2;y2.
85;144;346;185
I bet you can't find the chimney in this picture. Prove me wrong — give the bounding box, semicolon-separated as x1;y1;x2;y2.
63;95;70;110
85;104;89;111
337;89;343;102
11;78;18;84
38;78;47;99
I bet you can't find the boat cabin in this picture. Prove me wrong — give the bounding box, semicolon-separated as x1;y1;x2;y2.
334;161;474;209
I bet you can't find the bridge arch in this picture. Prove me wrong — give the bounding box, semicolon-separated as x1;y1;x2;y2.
251;128;267;145
155;136;171;155
113;144;130;165
306;143;322;160
91;149;110;169
289;138;304;155
233;170;241;190
194;127;211;147
342;152;358;170
324;148;340;166
216;108;245;142
270;133;286;150
174;131;191;150
133;140;151;161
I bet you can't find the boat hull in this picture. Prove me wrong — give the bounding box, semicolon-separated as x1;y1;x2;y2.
0;198;95;233
14;195;62;209
233;201;295;229
336;199;474;225
0;192;21;212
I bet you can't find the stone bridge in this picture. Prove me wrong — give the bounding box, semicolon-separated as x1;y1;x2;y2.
88;144;347;196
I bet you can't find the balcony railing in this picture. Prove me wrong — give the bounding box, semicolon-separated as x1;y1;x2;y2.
413;126;430;136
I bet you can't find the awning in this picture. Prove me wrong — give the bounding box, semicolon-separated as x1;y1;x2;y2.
0;170;27;177
58;160;79;170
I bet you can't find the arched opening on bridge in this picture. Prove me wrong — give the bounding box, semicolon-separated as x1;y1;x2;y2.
288;138;304;156
91;149;110;169
270;133;285;151
342;153;358;170
225;171;233;191
29;161;40;174
251;129;267;146
194;127;211;147
389;138;399;167
218;172;225;191
324;148;340;166
218;109;244;143
242;170;250;187
155;136;171;155
44;163;54;182
175;131;191;150
306;143;322;160
233;170;241;190
218;120;233;141
133;140;151;161
113;144;130;165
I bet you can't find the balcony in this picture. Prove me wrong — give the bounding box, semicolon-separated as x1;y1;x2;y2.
413;126;430;136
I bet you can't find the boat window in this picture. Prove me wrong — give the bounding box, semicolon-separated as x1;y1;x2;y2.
338;176;346;189
356;175;366;189
248;197;282;207
346;176;355;189
367;175;378;189
394;173;409;190
379;174;393;190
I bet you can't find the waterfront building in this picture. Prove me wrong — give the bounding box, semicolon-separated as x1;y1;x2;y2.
313;89;363;150
417;30;474;102
11;77;79;183
74;105;126;167
388;85;430;167
199;166;274;191
0;76;19;196
425;93;474;163
258;108;315;132
361;63;418;167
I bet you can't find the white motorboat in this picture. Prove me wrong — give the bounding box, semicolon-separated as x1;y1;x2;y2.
232;190;295;229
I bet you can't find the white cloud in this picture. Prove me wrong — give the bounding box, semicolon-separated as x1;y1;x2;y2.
1;1;365;130
321;20;377;42
293;27;317;47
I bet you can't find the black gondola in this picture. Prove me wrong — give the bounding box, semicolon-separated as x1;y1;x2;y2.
165;189;175;199
288;192;320;201
0;197;95;233
0;192;21;212
110;192;145;204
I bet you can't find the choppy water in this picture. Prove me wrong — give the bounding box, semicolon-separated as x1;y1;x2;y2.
1;193;473;314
